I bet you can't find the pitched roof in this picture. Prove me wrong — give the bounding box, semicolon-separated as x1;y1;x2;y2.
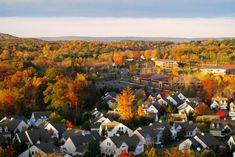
27;129;51;144
63;128;88;139
102;121;121;130
35;142;59;154
69;134;95;152
137;125;161;138
32;111;51;120
0;118;25;131
151;121;171;129
175;122;198;131
170;94;182;104
195;133;219;148
110;135;140;149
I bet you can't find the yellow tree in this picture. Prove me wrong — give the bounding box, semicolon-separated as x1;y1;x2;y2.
136;105;146;117
116;87;135;121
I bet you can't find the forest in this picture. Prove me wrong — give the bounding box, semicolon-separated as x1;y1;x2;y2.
0;35;235;122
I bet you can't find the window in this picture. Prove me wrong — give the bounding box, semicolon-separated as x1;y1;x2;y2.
107;142;111;146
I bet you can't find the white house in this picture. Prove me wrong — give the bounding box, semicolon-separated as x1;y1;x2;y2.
39;121;66;138
61;134;95;156
18;142;59;157
177;102;194;115
132;125;162;145
179;133;219;151
146;104;159;114
100;135;144;156
210;96;228;110
90;116;111;131
30;111;51;127
229;102;235;119
99;121;133;137
228;135;235;151
172;122;199;138
0;118;28;139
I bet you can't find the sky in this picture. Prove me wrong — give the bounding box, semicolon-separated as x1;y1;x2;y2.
0;0;235;37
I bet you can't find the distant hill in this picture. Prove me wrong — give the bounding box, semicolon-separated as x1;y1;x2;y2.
39;36;193;42
0;33;18;40
39;36;235;42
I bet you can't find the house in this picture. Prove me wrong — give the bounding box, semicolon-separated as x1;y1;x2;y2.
177;101;194;115
90;116;111;131
101;92;117;109
200;66;226;75
209;120;234;137
147;93;161;103
172;122;200;138
166;94;182;106
210;96;228;110
179;133;220;151
132;125;162;145
30;111;51;127
167;92;189;106
100;135;144;156
18;142;60;157
61;134;97;156
154;59;178;69
144;102;161;121
99;121;133;137
0;118;28;139
90;108;102;117
145;103;160;114
39;121;66;138
63;128;90;141
228;135;235;151
16;129;51;146
229;102;235;118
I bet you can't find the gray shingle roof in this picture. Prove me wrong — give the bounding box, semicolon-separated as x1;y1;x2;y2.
27;129;51;144
32;111;51;120
110;135;140;149
175;122;198;132
137;125;161;138
70;134;95;152
195;133;219;148
35;142;59;153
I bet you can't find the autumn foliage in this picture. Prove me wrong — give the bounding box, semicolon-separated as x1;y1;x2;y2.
116;87;135;121
216;110;227;119
202;79;213;101
194;103;211;116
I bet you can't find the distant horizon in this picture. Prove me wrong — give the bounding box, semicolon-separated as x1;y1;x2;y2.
1;17;235;38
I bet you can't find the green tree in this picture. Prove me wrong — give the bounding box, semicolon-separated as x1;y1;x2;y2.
84;140;101;157
162;128;172;144
201;149;216;157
